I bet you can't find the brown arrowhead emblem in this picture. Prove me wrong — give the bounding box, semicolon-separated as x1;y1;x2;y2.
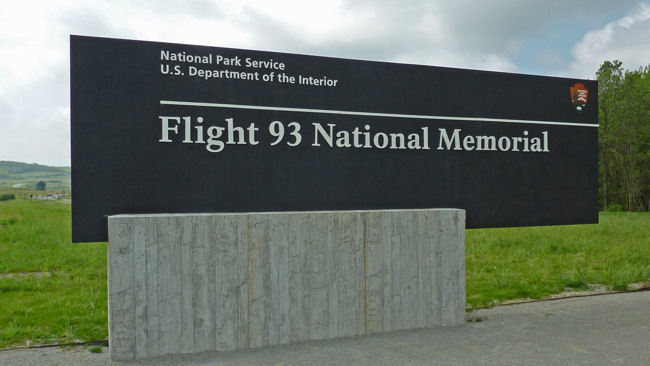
570;83;588;111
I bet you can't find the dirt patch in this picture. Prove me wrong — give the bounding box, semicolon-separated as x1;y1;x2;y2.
0;271;54;280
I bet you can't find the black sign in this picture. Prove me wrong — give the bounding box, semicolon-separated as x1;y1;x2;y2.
70;35;598;243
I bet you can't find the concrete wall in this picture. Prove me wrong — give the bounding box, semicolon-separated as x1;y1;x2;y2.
108;209;465;362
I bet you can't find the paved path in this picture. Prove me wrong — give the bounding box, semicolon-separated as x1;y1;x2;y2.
1;291;648;365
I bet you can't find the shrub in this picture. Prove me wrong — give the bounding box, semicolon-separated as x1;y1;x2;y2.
0;193;16;201
607;204;624;212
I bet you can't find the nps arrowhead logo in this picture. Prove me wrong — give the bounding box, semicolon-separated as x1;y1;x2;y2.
570;83;589;111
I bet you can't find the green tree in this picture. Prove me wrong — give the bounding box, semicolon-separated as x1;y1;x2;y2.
36;180;46;191
636;66;650;209
596;61;650;211
596;60;623;210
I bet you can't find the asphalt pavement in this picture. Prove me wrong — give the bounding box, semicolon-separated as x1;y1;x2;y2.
1;290;648;365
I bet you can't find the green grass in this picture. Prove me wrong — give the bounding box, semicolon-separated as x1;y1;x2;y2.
0;198;106;348
0;198;648;347
88;345;103;353
466;212;650;308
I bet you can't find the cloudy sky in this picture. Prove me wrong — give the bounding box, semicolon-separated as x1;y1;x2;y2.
1;0;649;166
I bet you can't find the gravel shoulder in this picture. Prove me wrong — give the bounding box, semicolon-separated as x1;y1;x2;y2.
0;345;108;366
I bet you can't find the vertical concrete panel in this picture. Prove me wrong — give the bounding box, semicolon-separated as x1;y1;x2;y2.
385;211;424;331
179;217;194;353
330;212;364;337
132;217;148;359
455;211;467;324
235;215;249;350
380;211;394;331
327;214;338;339
143;217;160;357
389;211;402;330
268;214;289;345
354;213;366;336
206;217;218;352
421;211;436;327
214;214;240;351
191;216;211;352
306;213;331;340
108;209;465;362
288;213;307;342
108;219;135;361
401;211;420;330
363;211;381;333
247;214;271;348
157;217;182;355
416;212;431;327
440;211;461;326
430;210;444;326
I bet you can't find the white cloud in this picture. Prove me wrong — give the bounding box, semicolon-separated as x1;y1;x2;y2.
563;4;650;78
0;0;647;165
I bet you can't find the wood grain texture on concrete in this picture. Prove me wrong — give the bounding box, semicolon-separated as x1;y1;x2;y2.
108;209;465;362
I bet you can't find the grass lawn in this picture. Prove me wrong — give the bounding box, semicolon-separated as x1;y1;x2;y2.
0;198;106;348
466;212;650;308
0;198;649;347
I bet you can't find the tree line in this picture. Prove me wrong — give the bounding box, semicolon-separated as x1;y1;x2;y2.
597;60;650;211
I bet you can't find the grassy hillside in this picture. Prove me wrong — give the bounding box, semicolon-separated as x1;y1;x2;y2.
0;161;70;192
